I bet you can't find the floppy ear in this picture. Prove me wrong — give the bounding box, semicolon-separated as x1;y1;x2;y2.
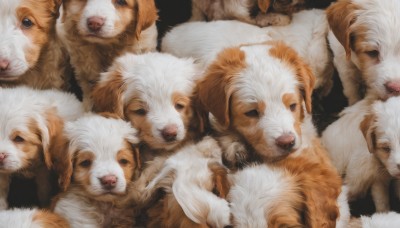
91;71;126;118
135;0;158;38
258;0;271;14
326;0;359;59
360;114;376;153
196;47;246;128
50;0;63;18
209;162;230;199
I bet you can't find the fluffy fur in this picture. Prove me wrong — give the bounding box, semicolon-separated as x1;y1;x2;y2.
0;208;69;228
0;86;84;210
327;0;400;104
58;0;158;108
322;96;400;212
348;212;400;228
52;113;140;228
195;42;342;227
0;0;71;90
162;9;333;95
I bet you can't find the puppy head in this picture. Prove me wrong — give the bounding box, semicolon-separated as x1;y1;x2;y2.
92;53;201;150
197;42;315;161
327;0;400;99
59;113;140;200
360;97;400;178
62;0;157;43
0;0;61;80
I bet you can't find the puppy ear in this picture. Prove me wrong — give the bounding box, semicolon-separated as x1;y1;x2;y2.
51;0;63;18
360;114;376;153
135;0;158;38
91;71;126;119
258;0;271;14
209;162;230;199
326;0;359;59
196;47;246;128
269;41;315;113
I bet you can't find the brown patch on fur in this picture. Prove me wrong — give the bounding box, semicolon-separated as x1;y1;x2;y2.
258;0;271;13
135;0;158;38
33;210;70;228
117;140;141;182
196;47;247;128
326;0;360;58
92;71;126;118
269;41;315;114
282;92;303;138
73;151;95;188
360;114;377;154
208;162;230;198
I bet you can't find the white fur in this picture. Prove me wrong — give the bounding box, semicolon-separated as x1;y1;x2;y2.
355;212;400;228
0;208;59;228
328;0;400;104
322;96;400;212
162;9;332;92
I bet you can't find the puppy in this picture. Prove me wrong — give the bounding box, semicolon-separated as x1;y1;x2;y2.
162;9;334;96
0;208;69;228
322;96;400;212
195;42;342;227
91;52;202;162
52;113;141;228
0;0;71;90
327;0;400;105
0;86;84;210
137;136;231;228
59;0;158;108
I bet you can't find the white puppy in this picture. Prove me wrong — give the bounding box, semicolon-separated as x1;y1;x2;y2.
0;87;83;210
327;0;400;104
322;96;400;212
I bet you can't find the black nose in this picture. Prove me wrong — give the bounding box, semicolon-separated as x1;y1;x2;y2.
161;125;178;142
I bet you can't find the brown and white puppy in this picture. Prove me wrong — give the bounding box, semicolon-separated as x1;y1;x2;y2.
0;208;69;228
0;0;71;90
59;0;158;108
52;113;141;228
327;0;400;105
0;87;84;210
195;42;343;227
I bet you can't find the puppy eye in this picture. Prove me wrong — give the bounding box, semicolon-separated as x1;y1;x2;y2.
21;18;34;29
13;136;25;143
365;50;379;58
134;108;147;116
175;103;185;111
119;159;129;165
79;160;92;168
382;146;391;153
289;103;297;112
115;0;127;6
245;110;259;118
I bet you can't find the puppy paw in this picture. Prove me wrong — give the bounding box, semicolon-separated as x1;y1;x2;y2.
218;135;248;168
207;199;231;228
256;13;291;27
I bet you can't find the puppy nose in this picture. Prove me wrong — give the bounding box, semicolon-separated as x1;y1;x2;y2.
100;175;117;189
0;153;7;163
0;59;9;71
161;124;178;142
385;81;400;95
275;133;296;151
87;16;105;32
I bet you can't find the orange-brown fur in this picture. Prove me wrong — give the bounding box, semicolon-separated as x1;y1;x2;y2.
33;210;70;228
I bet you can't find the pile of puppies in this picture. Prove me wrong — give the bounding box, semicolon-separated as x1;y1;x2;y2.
0;0;400;227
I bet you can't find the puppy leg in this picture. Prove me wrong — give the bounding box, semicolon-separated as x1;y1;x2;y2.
35;167;52;208
371;178;390;212
0;174;10;210
255;13;291;27
334;55;363;105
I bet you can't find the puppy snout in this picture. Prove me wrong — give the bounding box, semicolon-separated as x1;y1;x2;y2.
100;175;117;190
385;81;400;95
87;16;105;32
275;133;296;151
161;124;178;142
0;153;7;163
0;59;9;72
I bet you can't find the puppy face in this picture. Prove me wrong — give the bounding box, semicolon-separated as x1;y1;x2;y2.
62;114;140;200
62;0;157;43
360;97;400;178
327;0;400;99
0;0;60;80
197;42;315;161
92;53;200;150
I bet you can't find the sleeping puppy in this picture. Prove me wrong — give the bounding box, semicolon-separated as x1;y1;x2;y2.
59;0;158;109
52;113;141;228
0;208;69;228
0;0;71;90
195;42;342;227
0;87;84;210
162;9;334;96
322;96;400;212
327;0;400;105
